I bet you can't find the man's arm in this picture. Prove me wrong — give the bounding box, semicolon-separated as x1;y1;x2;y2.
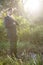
15;20;19;26
13;20;19;26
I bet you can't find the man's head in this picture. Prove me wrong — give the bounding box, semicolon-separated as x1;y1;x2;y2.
7;8;13;16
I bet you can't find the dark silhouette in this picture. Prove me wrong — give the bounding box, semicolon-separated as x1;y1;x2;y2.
4;8;18;57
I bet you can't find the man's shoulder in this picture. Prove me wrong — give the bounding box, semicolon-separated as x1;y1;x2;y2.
5;16;10;19
4;16;17;23
5;16;13;21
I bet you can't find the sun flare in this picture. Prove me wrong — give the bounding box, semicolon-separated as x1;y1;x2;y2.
23;0;40;14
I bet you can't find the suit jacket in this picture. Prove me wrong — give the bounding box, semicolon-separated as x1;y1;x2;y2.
4;16;17;41
4;16;17;28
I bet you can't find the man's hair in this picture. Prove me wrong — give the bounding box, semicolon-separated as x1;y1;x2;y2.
8;8;12;11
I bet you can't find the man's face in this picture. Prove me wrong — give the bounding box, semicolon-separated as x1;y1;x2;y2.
8;9;13;15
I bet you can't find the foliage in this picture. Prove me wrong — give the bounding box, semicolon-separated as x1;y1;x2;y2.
0;0;24;17
0;18;10;55
0;18;8;42
15;16;30;41
29;54;42;65
29;25;43;44
0;54;42;65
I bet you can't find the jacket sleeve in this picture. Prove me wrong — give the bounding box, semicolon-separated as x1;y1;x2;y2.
4;16;12;28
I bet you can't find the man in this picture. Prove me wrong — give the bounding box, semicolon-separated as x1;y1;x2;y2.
4;8;18;58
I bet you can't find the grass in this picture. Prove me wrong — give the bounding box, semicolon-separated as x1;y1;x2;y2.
0;54;42;65
0;40;43;65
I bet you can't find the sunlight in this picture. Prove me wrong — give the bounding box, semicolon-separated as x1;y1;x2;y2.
23;0;40;14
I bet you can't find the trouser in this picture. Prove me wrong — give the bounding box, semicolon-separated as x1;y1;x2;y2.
10;40;17;58
7;29;17;58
